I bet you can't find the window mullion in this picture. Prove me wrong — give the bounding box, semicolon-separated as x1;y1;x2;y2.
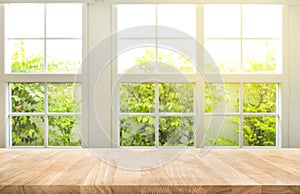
44;4;47;73
240;4;243;73
44;82;48;148
155;82;159;147
239;83;243;148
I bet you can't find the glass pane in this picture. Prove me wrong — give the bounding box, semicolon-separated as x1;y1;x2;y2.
205;84;239;113
7;40;44;73
47;40;82;73
205;40;240;73
120;116;155;146
205;116;239;146
243;116;276;146
11;83;44;113
48;83;81;113
243;5;282;38
6;4;44;38
159;117;194;146
159;83;194;113
48;116;81;146
117;5;156;38
47;4;82;38
120;83;155;113
12;116;44;146
117;42;156;74
157;40;196;73
243;83;276;113
157;5;196;38
204;5;240;38
243;40;280;72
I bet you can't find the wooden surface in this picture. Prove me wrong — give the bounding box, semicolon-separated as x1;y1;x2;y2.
0;148;300;193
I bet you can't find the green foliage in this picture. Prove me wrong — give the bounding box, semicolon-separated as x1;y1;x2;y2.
12;116;44;146
120;83;195;146
10;41;277;147
120;116;155;146
11;83;45;146
10;41;81;146
120;83;155;113
48;116;81;146
159;117;194;146
205;129;239;146
159;83;194;113
242;83;277;146
120;49;195;146
11;41;44;73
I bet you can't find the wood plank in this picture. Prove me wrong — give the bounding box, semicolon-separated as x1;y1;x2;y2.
0;149;300;193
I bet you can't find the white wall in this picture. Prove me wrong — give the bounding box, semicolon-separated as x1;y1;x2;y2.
288;6;300;148
84;2;113;147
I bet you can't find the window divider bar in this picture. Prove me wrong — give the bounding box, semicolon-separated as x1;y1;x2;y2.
155;82;159;148
9;112;82;116
205;37;281;40
44;82;48;148
119;113;195;117
3;74;82;83
204;113;279;117
239;83;243;148
7;37;82;40
44;4;47;73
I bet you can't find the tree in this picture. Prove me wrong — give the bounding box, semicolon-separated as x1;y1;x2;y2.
11;41;81;146
121;44;277;147
11;41;277;147
205;41;277;146
120;48;195;146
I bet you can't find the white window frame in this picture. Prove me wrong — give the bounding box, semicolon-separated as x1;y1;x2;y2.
0;3;86;148
112;4;287;148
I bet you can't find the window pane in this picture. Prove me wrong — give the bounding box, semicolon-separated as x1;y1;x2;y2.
204;5;240;38
205;84;239;113
47;40;82;73
159;117;194;146
120;83;155;113
6;4;44;38
11;83;44;113
243;40;280;72
243;5;282;38
243;84;276;113
120;116;155;146
243;116;276;146
12;116;44;146
117;44;156;74
48;83;81;113
117;5;156;38
205;116;239;146
47;4;82;38
157;40;196;73
159;83;194;113
48;116;81;146
7;40;44;73
205;40;240;73
157;5;196;38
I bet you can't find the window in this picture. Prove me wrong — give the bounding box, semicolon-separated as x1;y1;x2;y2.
116;4;282;147
116;5;197;147
204;5;281;147
5;4;82;147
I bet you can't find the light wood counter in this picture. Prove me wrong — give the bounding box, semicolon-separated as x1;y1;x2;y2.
0;148;300;193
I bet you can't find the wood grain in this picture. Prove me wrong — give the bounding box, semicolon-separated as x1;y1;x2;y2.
0;149;300;193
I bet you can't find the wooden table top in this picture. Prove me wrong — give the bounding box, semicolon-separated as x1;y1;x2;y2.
0;148;300;193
